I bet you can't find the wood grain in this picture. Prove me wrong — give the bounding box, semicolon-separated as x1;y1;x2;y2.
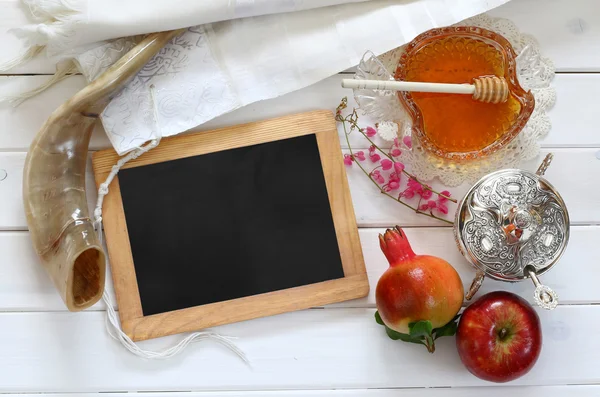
3;147;599;232
0;225;599;312
0;0;598;393
93;111;337;172
0;306;596;390
92;110;368;341
5;386;600;397
93;175;143;322
2;73;600;153
125;274;368;341
1;0;599;73
315;122;365;277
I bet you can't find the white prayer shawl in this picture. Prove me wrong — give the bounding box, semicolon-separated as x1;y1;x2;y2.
14;0;371;57
6;0;510;154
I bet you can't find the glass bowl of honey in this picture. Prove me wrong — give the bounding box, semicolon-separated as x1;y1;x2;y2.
394;26;535;161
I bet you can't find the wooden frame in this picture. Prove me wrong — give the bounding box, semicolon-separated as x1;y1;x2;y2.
92;110;368;341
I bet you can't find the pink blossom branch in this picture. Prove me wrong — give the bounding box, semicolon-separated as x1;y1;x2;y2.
342;106;456;204
337;105;453;225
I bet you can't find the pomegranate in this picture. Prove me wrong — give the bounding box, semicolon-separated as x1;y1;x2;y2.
376;226;464;351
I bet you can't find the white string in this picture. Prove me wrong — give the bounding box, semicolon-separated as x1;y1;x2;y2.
1;60;78;106
0;45;43;73
92;85;249;363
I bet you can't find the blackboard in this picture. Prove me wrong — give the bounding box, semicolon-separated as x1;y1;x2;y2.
118;134;345;316
92;111;368;341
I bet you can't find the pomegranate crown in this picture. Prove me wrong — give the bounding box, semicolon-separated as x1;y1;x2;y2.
378;226;416;265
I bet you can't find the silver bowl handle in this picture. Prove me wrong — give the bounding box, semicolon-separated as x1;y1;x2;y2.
527;268;558;310
465;270;485;301
536;153;553;176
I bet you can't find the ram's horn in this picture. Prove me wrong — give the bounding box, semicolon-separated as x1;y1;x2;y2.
23;29;185;311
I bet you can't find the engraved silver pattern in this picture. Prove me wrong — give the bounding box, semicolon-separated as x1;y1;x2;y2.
456;169;569;282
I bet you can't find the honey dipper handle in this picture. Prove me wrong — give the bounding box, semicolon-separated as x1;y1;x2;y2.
341;78;475;95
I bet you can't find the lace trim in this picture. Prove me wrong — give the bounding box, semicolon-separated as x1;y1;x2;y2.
75;27;240;155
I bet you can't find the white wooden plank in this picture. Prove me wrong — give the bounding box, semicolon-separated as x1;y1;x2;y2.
337;226;599;307
1;148;598;230
0;153;27;231
0;306;595;391
1;225;595;312
1;0;599;74
545;74;600;147
0;231;71;310
0;1;596;394
0;232;114;311
5;386;600;396
489;0;600;72
343;148;600;227
1;73;598;152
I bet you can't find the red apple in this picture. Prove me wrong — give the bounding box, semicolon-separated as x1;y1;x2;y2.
456;291;542;383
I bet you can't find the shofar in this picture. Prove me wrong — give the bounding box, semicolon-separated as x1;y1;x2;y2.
22;29;185;311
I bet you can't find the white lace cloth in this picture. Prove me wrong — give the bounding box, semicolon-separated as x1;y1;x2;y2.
67;0;510;155
354;14;555;186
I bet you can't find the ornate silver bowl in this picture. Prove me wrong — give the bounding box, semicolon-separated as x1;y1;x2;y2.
455;154;569;310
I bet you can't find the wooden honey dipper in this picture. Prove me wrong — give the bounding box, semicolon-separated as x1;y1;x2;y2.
341;76;509;104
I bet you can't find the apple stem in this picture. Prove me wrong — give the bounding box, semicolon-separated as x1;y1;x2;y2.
498;328;509;340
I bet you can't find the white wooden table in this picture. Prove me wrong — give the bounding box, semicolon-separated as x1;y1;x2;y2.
0;0;598;395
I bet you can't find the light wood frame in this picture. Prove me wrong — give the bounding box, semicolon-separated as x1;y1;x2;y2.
92;110;368;341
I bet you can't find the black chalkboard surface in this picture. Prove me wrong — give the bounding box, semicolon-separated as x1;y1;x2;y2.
93;111;368;341
119;134;345;316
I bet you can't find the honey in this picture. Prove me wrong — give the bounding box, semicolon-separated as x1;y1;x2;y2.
400;35;522;154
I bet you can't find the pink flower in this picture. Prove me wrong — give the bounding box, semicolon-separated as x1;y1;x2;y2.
368;145;381;162
369;153;381;162
394;162;405;174
388;172;400;182
393;137;400;147
421;187;433;200
437;190;451;203
407;177;420;188
366;126;377;137
381;159;393;170
371;170;385;184
388;181;400;190
390;148;401;157
402;177;430;200
406;178;422;194
431;190;451;214
403;136;412;149
354;151;366;161
402;189;415;199
343;154;353;166
419;200;437;211
437;201;448;214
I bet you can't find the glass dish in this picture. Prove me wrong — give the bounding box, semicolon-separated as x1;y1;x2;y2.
394;26;535;161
